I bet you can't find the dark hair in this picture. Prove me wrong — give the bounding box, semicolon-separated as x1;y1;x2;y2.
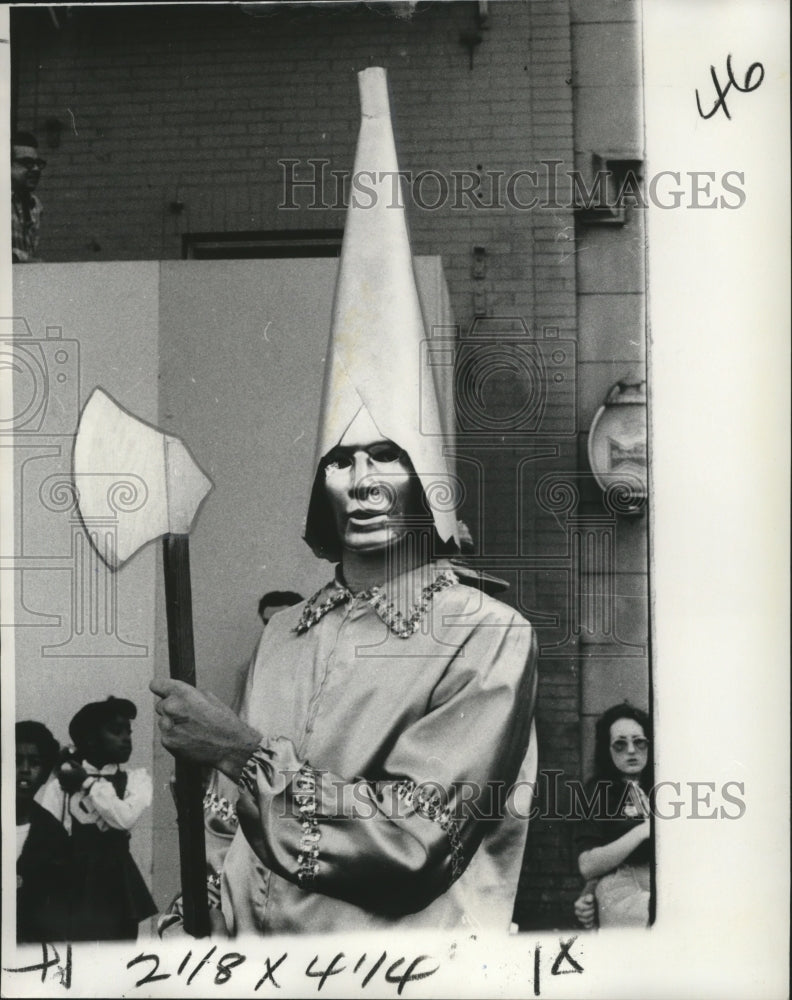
592;702;653;791
69;696;137;754
16;720;60;776
12;131;39;149
258;590;304;617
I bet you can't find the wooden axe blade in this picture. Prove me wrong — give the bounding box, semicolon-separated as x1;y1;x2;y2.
72;386;213;938
73;387;213;567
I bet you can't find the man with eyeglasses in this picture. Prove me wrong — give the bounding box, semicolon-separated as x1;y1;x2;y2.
11;131;46;263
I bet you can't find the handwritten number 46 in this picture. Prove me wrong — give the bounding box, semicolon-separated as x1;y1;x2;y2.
696;54;764;120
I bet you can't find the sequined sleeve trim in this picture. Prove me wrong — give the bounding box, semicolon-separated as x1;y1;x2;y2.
294;765;321;886
393;780;464;882
202;791;238;829
236;745;321;888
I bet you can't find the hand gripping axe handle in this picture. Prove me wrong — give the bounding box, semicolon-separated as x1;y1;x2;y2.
73;388;213;937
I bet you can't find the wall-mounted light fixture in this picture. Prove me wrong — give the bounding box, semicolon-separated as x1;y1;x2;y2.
588;380;647;515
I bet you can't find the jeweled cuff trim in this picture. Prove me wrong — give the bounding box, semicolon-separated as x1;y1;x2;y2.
294;765;321;886
393;780;464;882
202;791;238;828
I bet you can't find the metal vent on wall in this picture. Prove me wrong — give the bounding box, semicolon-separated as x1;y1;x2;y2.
182;230;343;260
574;154;644;226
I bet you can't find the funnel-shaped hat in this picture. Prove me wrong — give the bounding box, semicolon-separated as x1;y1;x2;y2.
304;67;460;560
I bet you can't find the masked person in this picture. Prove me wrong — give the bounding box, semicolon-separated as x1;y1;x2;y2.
152;68;538;935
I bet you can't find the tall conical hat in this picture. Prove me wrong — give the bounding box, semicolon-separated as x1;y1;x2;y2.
304;67;460;560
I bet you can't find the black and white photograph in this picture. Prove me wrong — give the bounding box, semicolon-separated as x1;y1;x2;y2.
1;2;788;997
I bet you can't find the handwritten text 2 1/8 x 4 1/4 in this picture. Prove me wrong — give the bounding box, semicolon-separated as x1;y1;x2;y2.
125;946;440;994
4;938;585;996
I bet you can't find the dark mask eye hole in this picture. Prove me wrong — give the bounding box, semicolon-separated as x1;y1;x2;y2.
324;452;353;475
368;443;403;464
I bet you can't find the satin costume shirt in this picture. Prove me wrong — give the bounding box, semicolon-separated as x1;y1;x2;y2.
219;562;538;934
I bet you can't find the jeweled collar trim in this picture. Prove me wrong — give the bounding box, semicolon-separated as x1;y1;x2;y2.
293;568;458;639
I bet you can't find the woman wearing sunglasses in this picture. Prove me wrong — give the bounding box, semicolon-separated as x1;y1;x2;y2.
575;702;653;928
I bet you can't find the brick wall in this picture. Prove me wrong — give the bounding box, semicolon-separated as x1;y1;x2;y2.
569;0;650;795
12;0;591;929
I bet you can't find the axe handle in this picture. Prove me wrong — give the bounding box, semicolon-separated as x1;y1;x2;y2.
163;533;211;938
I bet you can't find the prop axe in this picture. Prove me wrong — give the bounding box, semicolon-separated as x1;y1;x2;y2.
73;387;213;937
